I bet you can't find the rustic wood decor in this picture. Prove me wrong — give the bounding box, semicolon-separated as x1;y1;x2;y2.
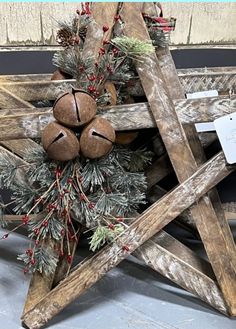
0;3;236;329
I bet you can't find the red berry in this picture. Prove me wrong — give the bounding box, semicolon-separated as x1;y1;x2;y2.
2;234;8;240
22;214;29;225
108;223;115;230
97;75;104;81
67;177;73;184
85;3;91;15
23;268;29;275
103;40;110;45
122;245;130;252
88;202;95;209
67;255;73;264
55;168;62;177
30;258;36;265
79;194;85;201
26;249;33;256
34;228;40;235
35;240;39;246
99;48;106;55
103;25;109;33
43;220;48;227
112;48;119;56
107;65;113;73
81;10;86;15
74;36;80;44
61;209;67;216
88;85;96;93
114;14;121;21
79;66;85;73
89;75;96;81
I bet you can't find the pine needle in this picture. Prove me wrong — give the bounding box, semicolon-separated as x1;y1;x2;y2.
111;36;155;60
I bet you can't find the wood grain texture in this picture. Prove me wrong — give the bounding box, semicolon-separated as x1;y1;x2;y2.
1;77;235;102
0;95;235;141
22;242;56;315
121;2;236;315
1;66;235;94
0;80;74;102
22;151;235;329
0;3;235;46
133;232;228;314
0;87;43;156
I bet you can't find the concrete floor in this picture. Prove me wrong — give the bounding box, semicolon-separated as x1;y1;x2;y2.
0;227;236;329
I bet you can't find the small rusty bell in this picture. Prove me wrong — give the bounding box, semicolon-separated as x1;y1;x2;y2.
53;89;97;128
80;117;116;159
41;122;80;161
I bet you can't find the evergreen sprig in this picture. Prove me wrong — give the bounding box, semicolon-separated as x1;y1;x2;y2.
111;36;155;59
89;224;124;252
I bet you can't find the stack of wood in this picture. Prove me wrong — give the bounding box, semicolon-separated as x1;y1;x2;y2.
0;3;236;328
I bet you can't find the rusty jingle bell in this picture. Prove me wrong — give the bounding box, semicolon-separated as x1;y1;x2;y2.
80;117;116;159
53;89;97;128
41;122;80;161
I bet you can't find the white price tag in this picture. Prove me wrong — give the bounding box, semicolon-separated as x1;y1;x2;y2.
214;112;236;164
186;90;218;100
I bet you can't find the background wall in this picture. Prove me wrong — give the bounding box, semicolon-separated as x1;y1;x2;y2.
0;2;235;47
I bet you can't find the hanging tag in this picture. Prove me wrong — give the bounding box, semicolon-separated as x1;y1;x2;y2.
214;112;236;164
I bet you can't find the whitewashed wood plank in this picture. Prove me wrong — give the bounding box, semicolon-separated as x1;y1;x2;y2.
0;3;235;46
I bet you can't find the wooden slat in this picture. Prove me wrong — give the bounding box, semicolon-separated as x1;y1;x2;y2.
122;3;236;314
22;150;235;329
0;68;235;101
0;95;235;141
0;66;235;94
0;80;75;101
133;231;227;314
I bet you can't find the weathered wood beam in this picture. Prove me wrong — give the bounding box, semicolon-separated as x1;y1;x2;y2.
22;151;235;329
133;232;228;314
0;87;43;156
1;64;235;100
0;80;74;102
0;95;235;141
0;65;235;94
122;3;236;314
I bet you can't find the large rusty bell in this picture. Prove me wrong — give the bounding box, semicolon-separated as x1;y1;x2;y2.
80;117;116;159
41;122;80;161
53;89;97;128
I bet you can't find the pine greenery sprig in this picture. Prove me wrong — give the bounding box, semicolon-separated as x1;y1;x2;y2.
89;224;124;252
111;36;155;59
17;245;59;276
0;145;152;273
